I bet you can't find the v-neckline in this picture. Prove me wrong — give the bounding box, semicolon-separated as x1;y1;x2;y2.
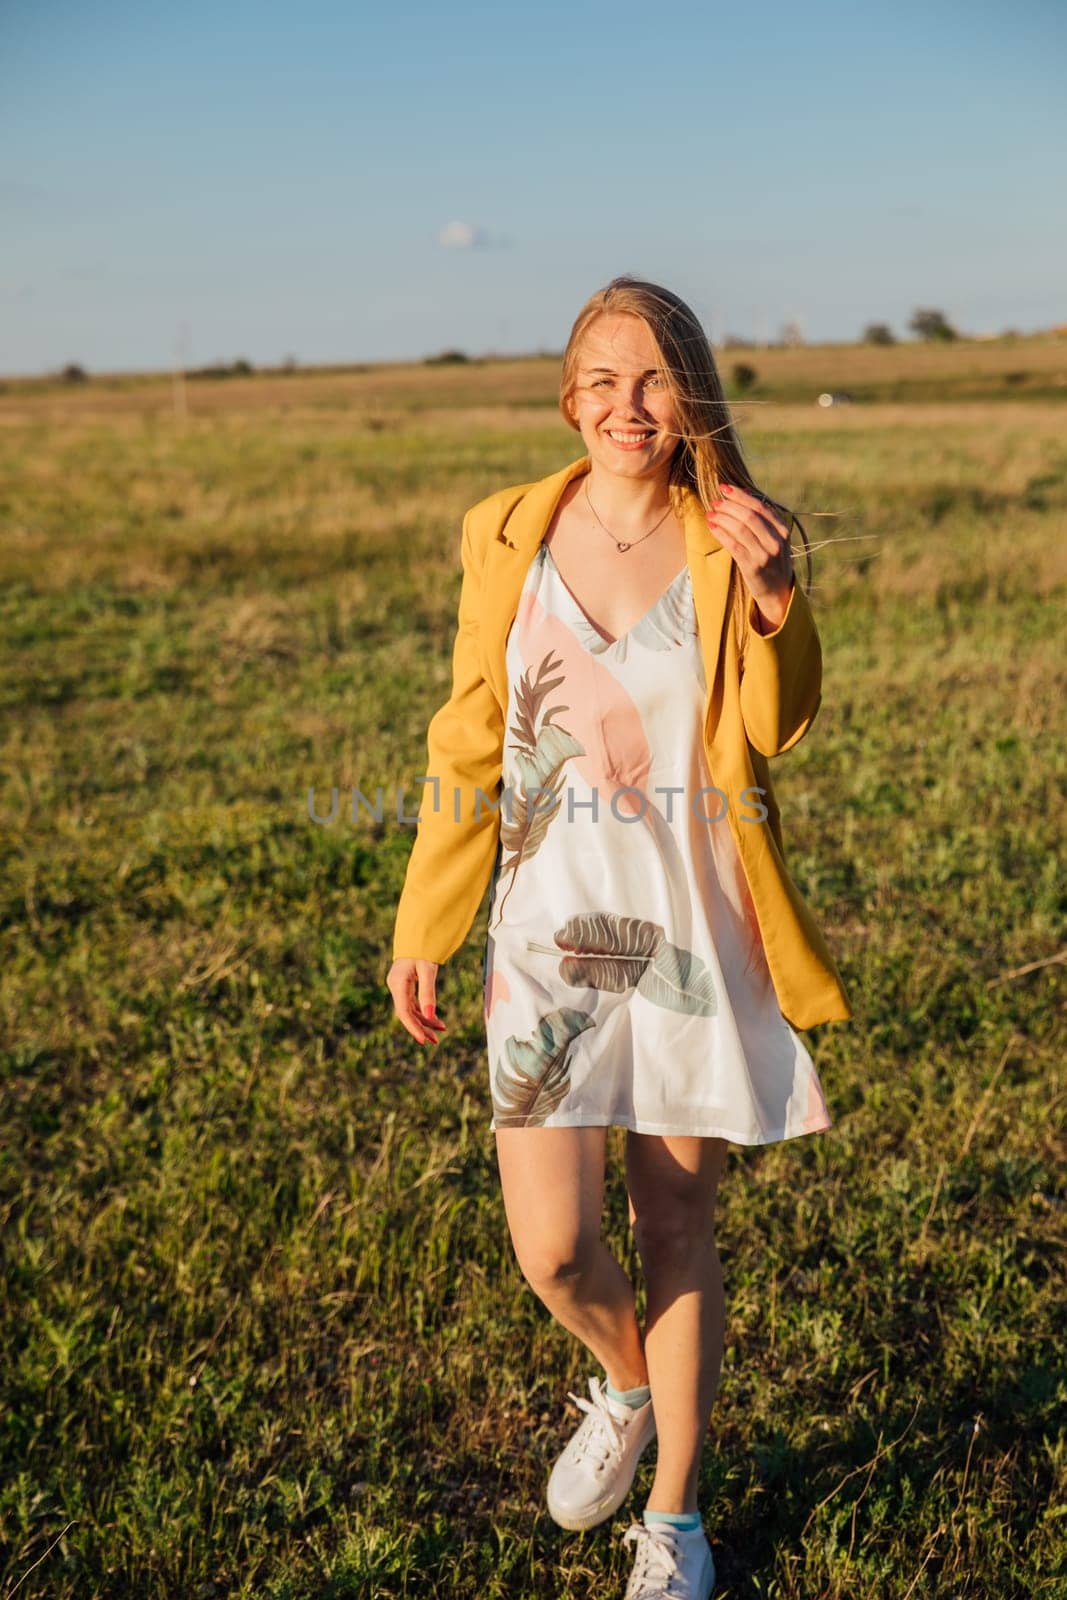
541;542;690;647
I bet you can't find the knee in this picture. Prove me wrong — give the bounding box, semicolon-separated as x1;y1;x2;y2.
516;1235;598;1299
633;1205;717;1261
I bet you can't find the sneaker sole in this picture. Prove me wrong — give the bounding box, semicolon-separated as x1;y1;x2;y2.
546;1411;657;1531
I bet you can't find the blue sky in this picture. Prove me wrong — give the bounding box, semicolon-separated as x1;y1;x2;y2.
2;0;1064;376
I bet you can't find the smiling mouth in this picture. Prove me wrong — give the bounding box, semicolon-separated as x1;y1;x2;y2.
605;429;654;444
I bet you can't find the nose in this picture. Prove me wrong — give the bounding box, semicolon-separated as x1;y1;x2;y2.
612;378;651;420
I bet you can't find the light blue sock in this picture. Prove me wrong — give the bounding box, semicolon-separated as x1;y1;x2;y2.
643;1508;702;1532
604;1375;651;1409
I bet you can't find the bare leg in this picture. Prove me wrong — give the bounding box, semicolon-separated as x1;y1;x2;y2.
625;1132;729;1514
494;1126;649;1391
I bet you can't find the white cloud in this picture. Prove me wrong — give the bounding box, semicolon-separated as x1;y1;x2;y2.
437;220;510;249
439;220;478;249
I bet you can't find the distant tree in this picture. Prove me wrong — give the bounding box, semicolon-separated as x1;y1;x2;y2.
282;354;298;372
721;334;754;350
188;359;255;379
60;362;88;383
780;320;804;347
863;323;896;346
909;308;958;342
424;348;470;365
731;362;758;392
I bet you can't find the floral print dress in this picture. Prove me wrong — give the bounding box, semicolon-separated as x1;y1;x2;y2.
482;541;833;1144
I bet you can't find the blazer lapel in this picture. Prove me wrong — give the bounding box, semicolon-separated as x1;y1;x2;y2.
478;453;732;721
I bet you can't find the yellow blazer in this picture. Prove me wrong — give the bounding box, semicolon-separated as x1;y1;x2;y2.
392;453;852;1030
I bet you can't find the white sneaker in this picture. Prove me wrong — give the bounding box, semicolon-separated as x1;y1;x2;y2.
622;1520;716;1598
545;1375;657;1531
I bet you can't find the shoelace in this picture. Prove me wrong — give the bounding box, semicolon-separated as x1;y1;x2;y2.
622;1521;682;1595
564;1378;630;1468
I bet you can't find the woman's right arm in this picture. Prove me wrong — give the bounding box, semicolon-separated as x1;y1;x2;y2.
387;505;506;1043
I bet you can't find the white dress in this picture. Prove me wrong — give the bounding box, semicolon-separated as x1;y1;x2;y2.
482;541;833;1144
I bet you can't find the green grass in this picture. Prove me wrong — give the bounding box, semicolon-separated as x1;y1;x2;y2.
1;348;1065;1597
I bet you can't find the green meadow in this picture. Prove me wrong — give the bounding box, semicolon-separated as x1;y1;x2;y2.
1;339;1064;1598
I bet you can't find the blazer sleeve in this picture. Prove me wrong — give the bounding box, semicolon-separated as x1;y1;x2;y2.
391;507;506;964
738;576;823;758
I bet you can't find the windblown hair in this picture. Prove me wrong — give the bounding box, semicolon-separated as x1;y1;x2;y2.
558;276;814;653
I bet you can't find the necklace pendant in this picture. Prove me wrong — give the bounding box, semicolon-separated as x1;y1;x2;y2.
616;541;631;553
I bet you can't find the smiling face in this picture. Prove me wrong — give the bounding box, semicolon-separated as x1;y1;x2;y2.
566;312;681;481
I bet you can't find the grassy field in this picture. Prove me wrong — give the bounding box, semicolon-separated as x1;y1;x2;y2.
1;339;1064;1598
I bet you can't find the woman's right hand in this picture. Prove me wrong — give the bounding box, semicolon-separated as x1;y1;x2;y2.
387;958;448;1046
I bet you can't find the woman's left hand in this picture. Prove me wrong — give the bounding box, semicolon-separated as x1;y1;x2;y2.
708;485;795;634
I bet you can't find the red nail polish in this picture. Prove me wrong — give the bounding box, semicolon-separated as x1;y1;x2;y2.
722;484;733;494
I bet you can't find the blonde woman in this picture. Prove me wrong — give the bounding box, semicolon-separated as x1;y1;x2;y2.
388;277;850;1599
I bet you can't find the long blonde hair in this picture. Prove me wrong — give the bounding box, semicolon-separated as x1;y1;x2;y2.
558;275;813;656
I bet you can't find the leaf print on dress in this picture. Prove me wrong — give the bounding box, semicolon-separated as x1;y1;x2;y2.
517;582;651;816
527;911;718;1018
515;580;699;955
491;648;586;927
492;1006;597;1127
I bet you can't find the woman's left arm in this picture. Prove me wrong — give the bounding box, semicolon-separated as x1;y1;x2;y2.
708;485;822;758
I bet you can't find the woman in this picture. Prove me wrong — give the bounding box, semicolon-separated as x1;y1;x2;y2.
387;277;851;1600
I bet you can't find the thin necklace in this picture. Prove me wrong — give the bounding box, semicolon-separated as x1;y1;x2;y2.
584;477;674;553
